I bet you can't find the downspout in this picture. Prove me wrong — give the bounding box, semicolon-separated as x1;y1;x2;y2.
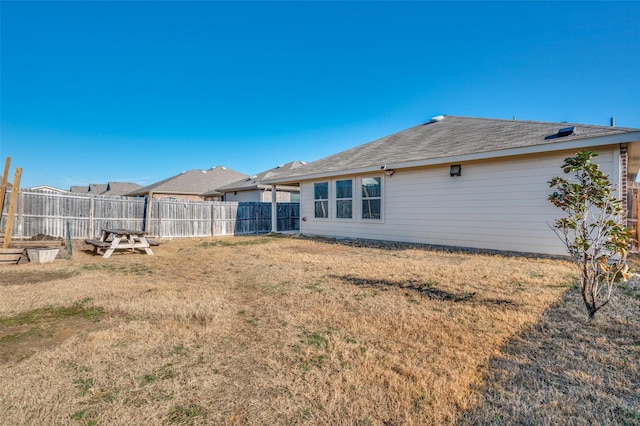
620;144;628;223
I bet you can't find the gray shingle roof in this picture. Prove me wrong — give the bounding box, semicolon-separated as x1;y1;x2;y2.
101;182;143;196
70;184;107;193
263;116;640;183
211;161;306;194
89;184;108;193
126;166;248;196
69;185;89;193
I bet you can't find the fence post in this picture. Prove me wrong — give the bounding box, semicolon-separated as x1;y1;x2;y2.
211;201;216;237
3;167;22;248
271;186;277;233
88;196;95;238
144;191;154;234
17;189;23;238
157;197;163;239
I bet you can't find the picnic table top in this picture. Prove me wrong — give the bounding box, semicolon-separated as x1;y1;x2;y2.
102;228;146;236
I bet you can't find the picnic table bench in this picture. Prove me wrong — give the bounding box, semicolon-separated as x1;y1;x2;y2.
85;229;158;258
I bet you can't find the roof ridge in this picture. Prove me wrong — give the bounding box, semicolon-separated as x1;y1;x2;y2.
444;115;637;130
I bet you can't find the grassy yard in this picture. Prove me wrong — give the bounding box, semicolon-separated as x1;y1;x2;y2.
0;235;638;425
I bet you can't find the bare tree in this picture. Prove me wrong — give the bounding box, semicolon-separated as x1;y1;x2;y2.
549;150;633;320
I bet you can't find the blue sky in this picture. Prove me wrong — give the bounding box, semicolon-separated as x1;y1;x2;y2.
1;1;639;189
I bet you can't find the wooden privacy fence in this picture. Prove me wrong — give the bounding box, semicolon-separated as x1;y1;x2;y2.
0;189;299;239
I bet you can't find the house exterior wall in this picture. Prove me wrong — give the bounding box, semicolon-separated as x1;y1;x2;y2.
225;191;261;202
225;190;296;203
151;193;205;202
298;147;620;256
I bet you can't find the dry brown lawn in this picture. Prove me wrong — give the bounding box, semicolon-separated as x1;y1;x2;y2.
0;235;638;425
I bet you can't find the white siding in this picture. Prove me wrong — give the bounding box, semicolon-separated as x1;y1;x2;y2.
225;191;261;202
225;190;295;203
299;147;619;256
259;190;293;203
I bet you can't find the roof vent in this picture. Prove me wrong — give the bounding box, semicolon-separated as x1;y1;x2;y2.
429;115;445;123
557;126;576;137
201;170;207;174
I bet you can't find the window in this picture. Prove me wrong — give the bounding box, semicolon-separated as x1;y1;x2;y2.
335;179;353;219
314;182;329;218
361;177;381;220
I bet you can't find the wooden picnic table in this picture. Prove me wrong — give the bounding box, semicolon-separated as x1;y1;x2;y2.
85;228;156;259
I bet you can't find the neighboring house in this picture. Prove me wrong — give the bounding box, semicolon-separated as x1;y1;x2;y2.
69;182;141;196
69;184;107;194
210;161;305;202
89;184;108;194
125;166;248;201
69;186;90;193
262;115;640;256
28;185;68;193
101;182;142;197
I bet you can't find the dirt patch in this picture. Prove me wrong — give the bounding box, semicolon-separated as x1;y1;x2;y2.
0;317;107;364
29;234;63;241
0;303;108;364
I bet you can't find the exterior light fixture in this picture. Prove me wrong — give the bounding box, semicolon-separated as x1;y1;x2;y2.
450;165;462;177
384;169;395;176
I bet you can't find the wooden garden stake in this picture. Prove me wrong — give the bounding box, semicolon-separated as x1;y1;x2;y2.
3;167;22;249
0;157;10;221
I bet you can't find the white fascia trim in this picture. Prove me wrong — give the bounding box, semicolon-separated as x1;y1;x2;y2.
263;166;384;184
263;132;640;184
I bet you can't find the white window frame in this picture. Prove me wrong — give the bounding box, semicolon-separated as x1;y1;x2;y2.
334;178;355;221
359;175;383;222
313;181;330;220
309;176;384;223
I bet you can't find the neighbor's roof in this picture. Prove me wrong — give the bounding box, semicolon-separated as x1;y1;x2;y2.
70;182;140;196
101;182;143;196
263;115;640;184
70;184;107;194
89;184;108;194
126;166;248;197
29;185;68;193
209;161;306;195
69;185;89;193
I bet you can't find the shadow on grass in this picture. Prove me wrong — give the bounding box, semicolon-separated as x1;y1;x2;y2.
0;270;78;286
456;280;640;425
332;275;516;307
